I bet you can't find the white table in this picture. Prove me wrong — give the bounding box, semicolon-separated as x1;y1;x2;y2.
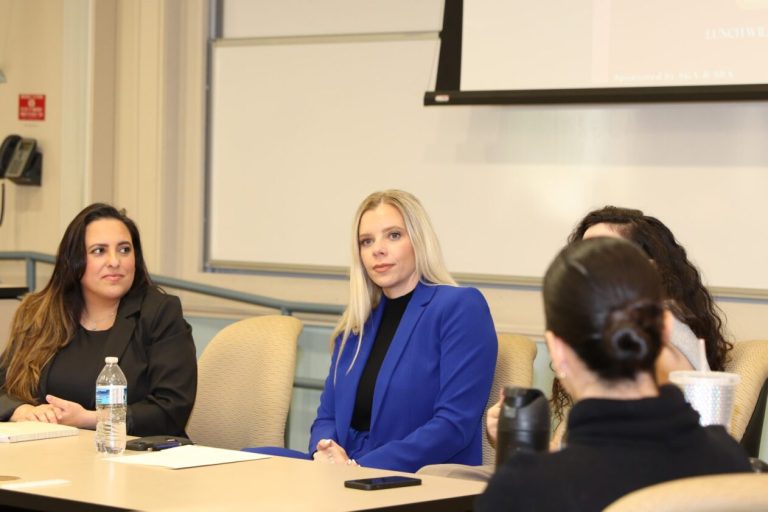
0;430;487;511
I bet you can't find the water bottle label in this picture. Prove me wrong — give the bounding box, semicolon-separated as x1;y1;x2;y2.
96;385;127;406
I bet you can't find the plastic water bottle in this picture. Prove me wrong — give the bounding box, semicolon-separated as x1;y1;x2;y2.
95;356;127;455
496;386;550;467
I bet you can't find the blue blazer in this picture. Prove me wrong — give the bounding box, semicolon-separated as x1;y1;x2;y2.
310;282;497;472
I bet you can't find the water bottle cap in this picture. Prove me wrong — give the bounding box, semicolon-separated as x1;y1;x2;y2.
105;356;118;364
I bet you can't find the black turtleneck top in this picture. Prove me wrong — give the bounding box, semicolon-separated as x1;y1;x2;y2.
350;291;413;431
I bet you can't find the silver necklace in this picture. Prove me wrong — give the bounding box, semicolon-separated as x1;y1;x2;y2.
82;310;117;330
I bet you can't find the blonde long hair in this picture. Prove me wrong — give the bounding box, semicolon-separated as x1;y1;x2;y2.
331;190;456;377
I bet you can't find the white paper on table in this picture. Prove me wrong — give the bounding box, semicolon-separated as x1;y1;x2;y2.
107;444;270;469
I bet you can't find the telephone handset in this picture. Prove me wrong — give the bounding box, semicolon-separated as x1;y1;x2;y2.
0;134;21;178
5;139;36;179
0;135;42;185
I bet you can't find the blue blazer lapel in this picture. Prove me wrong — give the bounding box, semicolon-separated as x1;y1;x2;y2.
335;299;385;444
369;282;436;428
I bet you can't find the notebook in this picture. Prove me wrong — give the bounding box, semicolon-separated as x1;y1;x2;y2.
0;422;79;443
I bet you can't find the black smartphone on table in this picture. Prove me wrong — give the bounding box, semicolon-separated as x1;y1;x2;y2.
344;476;422;491
125;436;193;451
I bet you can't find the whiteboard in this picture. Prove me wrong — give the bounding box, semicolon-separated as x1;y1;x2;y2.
208;37;768;290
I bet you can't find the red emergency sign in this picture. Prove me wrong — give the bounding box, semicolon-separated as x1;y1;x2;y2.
19;94;46;121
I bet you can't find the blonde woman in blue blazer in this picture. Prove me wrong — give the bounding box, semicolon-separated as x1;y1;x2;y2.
309;190;497;472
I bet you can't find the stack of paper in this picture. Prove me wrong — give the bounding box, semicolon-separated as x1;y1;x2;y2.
109;445;269;469
0;422;79;443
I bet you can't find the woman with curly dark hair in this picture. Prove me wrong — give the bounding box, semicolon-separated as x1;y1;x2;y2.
428;205;735;482
551;205;731;427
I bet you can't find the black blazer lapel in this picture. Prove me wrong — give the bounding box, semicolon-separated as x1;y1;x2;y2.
102;288;143;362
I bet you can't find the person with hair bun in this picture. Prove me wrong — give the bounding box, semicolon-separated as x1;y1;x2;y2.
476;237;749;512
483;206;731;461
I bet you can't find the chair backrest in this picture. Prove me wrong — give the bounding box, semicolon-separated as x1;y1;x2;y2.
186;315;303;450
603;473;768;512
482;333;537;465
725;339;768;456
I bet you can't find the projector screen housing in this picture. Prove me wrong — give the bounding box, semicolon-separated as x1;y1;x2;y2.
425;0;768;105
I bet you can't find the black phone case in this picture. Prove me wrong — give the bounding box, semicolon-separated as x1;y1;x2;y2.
344;476;422;491
125;435;193;451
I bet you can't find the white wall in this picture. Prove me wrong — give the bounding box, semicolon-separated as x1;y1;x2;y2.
0;0;65;256
0;297;20;353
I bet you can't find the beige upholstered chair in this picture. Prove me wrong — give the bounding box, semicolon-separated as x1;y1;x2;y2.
418;332;538;479
481;333;538;465
725;340;768;455
186;315;303;450
604;473;768;512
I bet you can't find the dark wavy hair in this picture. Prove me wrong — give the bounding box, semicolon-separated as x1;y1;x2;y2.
545;238;665;382
1;203;152;402
551;206;731;423
49;203;152;304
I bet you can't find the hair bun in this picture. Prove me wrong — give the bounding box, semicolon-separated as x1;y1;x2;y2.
604;323;650;362
602;301;663;368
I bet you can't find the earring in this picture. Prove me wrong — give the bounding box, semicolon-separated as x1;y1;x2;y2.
555;365;567;380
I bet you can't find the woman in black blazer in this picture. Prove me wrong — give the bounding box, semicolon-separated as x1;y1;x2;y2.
0;203;196;436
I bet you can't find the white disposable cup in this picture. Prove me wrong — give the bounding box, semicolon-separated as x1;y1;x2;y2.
668;370;740;430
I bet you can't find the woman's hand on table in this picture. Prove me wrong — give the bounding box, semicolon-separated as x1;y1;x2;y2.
10;403;59;423
313;438;359;466
45;394;98;429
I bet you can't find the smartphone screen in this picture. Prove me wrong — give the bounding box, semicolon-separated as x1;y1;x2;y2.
344;476;422;491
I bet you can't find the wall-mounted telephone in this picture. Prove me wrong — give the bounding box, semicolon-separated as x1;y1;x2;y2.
0;135;21;177
0;134;42;186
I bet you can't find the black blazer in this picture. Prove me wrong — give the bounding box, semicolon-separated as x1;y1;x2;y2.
0;286;197;437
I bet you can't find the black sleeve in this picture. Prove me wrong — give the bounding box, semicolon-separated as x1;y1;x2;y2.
475;463;520;512
127;293;197;436
475;452;550;512
0;364;26;421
